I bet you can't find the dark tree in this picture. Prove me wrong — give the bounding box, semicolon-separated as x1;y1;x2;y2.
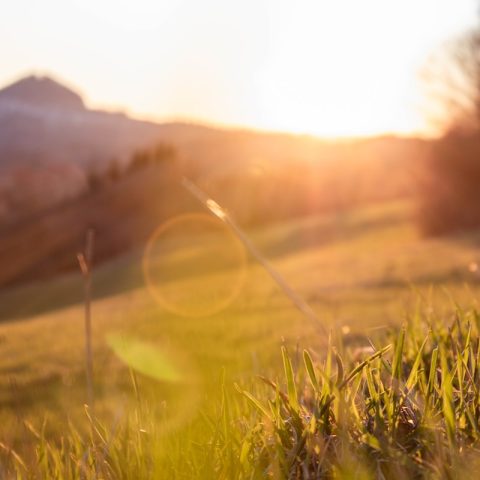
86;169;104;192
419;18;480;235
106;159;122;182
422;29;480;133
127;143;177;173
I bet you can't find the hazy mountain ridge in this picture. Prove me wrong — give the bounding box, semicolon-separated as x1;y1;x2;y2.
0;75;85;110
0;75;164;168
0;75;203;224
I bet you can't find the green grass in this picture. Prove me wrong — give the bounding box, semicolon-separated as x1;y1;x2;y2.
4;302;480;478
1;199;480;478
236;309;480;479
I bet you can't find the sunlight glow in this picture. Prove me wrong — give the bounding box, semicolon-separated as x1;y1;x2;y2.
107;333;182;383
0;0;477;136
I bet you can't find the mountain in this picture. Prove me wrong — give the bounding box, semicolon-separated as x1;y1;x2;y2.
0;74;208;224
0;74;167;168
0;75;85;110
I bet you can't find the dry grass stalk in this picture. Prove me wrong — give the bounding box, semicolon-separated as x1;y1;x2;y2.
181;177;326;334
77;229;95;410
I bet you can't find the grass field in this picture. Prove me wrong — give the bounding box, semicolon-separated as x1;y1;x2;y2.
1;199;480;477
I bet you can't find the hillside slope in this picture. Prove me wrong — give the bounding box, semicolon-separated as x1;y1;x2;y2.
0;164;203;288
0;133;432;290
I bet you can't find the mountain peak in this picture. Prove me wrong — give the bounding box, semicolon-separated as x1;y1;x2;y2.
0;75;85;110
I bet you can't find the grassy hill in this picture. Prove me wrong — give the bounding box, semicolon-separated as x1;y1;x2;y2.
1;200;480;443
0;132;429;290
0;164;201;288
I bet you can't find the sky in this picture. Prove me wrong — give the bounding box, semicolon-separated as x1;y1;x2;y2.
0;0;477;137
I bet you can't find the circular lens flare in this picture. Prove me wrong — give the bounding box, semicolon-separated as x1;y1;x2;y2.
143;213;247;317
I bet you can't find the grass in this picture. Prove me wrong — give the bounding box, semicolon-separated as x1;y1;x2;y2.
236;307;480;479
4;302;480;478
1;199;480;477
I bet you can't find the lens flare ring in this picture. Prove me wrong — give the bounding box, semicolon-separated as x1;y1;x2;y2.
143;213;247;317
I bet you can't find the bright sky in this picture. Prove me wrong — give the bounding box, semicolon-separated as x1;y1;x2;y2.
0;0;477;137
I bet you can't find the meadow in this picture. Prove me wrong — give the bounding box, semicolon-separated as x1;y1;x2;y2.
1;199;480;478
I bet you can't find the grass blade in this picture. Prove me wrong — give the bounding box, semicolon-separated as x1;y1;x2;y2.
282;346;299;411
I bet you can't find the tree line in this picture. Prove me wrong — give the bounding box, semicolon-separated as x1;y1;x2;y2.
86;142;177;192
418;13;480;235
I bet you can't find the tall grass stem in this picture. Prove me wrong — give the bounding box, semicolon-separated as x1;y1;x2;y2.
77;229;95;410
182;177;326;334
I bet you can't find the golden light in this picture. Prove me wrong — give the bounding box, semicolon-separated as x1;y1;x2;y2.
107;332;202;434
107;333;182;383
2;0;475;137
